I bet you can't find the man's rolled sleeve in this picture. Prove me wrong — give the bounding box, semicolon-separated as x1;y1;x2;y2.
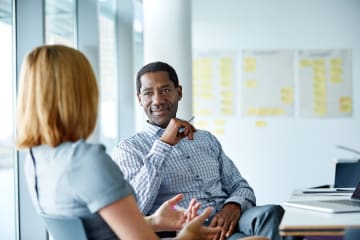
224;196;255;212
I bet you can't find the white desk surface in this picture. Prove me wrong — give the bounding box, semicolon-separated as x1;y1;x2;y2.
279;190;360;236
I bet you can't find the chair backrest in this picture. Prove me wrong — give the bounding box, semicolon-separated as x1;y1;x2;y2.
344;227;360;240
40;213;88;240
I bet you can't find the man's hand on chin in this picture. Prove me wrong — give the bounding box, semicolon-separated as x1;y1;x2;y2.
160;118;196;145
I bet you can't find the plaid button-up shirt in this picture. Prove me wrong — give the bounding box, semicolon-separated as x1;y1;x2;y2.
112;122;256;215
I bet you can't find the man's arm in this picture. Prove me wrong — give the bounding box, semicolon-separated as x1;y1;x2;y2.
209;133;256;240
112;118;196;214
112;139;172;214
216;138;256;211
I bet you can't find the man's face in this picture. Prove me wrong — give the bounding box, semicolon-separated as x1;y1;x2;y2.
138;71;182;128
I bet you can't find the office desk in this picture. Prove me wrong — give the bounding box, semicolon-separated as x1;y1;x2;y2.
279;190;360;238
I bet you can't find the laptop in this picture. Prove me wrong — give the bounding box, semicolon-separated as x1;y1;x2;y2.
283;182;360;213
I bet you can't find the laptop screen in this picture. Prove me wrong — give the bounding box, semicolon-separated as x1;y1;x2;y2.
335;161;360;188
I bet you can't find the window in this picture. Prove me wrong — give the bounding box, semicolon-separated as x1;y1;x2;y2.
98;0;118;151
45;0;76;46
0;0;15;239
133;0;144;131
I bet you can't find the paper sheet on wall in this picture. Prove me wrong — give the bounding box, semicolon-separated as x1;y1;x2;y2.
241;50;294;117
298;49;352;117
193;52;237;135
193;52;237;117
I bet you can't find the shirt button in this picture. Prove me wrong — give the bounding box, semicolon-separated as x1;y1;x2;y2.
186;156;190;159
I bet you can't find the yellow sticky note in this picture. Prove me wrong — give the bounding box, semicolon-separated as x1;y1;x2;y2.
313;98;327;116
244;57;256;65
247;108;259;116
271;108;285;116
255;121;267;128
244;65;256;72
313;73;326;82
221;99;233;106
314;84;327;95
221;73;232;82
195;120;208;128
340;105;352;113
221;107;234;115
299;59;313;67
330;66;343;74
314;107;327;116
330;76;343;84
245;80;257;88
313;67;325;75
201;72;213;81
195;109;212;116
244;57;256;72
221;80;232;87
280;88;294;104
201;83;212;90
220;57;232;65
281;96;293;104
330;58;342;65
314;97;326;108
193;58;212;68
221;91;234;98
214;119;225;126
214;128;225;135
200;93;213;99
339;97;352;113
313;59;325;66
220;57;233;82
258;108;271;116
194;58;213;81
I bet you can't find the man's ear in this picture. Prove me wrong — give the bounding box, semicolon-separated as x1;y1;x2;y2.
137;94;142;106
177;85;183;100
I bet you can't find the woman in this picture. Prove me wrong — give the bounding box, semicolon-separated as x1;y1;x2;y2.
16;44;221;240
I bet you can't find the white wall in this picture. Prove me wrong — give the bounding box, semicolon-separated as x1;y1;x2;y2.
192;0;360;204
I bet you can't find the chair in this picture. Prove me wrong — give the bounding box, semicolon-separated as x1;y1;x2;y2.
344;227;360;240
40;213;87;240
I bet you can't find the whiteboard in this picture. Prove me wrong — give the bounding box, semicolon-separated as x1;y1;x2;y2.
192;0;360;204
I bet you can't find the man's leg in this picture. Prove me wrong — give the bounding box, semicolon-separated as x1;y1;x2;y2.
227;204;284;240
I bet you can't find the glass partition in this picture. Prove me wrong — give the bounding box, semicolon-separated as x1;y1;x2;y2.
0;0;15;239
98;0;118;151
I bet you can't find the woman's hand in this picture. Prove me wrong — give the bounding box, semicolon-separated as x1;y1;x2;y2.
150;194;199;232
184;198;201;223
176;207;222;240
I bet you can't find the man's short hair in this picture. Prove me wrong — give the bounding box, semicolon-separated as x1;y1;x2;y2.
136;61;179;94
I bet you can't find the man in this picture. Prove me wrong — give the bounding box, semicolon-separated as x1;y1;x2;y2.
112;61;284;240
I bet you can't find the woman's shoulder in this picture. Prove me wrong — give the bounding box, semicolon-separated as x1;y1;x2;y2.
69;140;111;168
67;140;120;180
72;140;106;156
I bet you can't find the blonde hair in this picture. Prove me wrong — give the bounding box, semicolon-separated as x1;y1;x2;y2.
16;45;99;148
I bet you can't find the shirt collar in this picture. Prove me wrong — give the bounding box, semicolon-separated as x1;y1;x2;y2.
144;121;165;137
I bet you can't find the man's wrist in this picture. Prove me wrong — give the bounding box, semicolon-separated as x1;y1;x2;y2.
223;202;241;211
